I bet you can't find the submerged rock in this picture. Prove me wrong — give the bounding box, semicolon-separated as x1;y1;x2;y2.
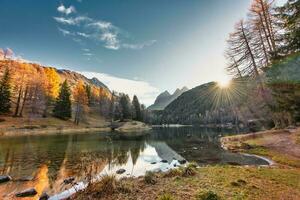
17;176;34;182
161;160;168;163
63;177;75;184
39;192;49;200
226;162;241;166
151;162;157;164
179;160;187;165
0;175;11;183
15;188;37;197
116;169;126;174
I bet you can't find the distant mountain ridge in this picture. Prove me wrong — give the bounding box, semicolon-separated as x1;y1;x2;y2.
148;86;188;110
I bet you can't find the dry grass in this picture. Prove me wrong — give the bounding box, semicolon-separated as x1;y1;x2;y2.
0;114;110;137
144;171;157;185
72;165;300;200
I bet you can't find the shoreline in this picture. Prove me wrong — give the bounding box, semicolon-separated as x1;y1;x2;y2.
0;117;153;138
220;127;300;168
0;126;112;138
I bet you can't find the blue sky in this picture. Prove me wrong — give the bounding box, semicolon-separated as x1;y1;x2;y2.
0;0;286;105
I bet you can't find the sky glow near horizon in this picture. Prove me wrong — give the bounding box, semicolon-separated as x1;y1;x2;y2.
0;0;287;105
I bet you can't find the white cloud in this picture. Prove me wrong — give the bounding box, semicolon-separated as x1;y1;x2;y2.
100;32;120;50
54;17;76;25
83;53;93;56
89;21;113;30
81;71;160;106
54;16;91;25
122;40;157;50
53;7;156;50
58;27;74;36
77;32;90;38
57;4;76;15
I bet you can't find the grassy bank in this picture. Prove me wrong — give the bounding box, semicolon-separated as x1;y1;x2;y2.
0;115;152;137
221;128;300;168
73;165;300;200
0;115;110;137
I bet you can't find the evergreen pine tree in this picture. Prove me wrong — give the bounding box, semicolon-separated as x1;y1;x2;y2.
132;95;142;121
119;94;132;120
53;80;72;120
0;68;11;114
276;0;300;54
85;84;92;106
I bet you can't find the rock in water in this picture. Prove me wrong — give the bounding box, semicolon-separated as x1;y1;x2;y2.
151;162;157;164
15;188;37;197
0;175;11;183
63;177;75;184
179;160;187;165
161;160;168;163
116;169;126;174
39;192;49;200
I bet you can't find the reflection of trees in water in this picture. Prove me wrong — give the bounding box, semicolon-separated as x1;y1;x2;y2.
148;127;237;142
109;139;146;167
148;127;238;164
53;135;147;179
0;134;148;195
0;136;68;183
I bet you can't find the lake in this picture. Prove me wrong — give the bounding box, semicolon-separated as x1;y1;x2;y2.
0;127;268;199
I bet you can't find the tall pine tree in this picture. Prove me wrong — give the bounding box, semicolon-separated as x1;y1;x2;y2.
276;0;300;54
53;80;72;120
132;95;142;121
0;68;11;114
119;94;132;120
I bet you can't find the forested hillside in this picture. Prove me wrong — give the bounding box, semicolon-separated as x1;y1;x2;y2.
0;58;147;125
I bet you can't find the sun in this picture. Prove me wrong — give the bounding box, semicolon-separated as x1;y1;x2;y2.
217;77;231;88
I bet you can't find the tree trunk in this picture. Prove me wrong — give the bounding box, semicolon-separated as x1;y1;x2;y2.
258;27;269;66
259;0;276;54
19;86;29;117
14;86;22;117
240;21;260;77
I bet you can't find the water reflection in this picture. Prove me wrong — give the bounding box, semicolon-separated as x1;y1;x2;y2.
0;127;268;199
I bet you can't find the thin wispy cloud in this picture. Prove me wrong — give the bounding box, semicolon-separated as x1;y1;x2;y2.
122;40;157;50
53;16;91;25
83;53;93;56
77;32;90;38
81;71;160;105
53;4;156;50
58;27;74;36
57;4;76;15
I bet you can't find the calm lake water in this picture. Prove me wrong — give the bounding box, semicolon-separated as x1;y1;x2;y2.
0;127;268;199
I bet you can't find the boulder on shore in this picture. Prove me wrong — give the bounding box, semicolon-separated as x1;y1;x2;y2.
116;169;126;174
115;121;151;133
39;192;49;200
0;175;11;183
63;177;75;184
15;188;37;197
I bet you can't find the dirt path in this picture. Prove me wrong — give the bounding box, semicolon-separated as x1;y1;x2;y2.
260;129;300;159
